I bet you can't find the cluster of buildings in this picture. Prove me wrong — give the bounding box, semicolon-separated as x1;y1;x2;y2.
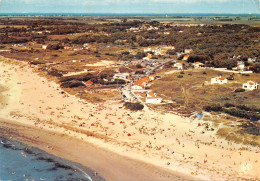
42;43;94;51
142;46;175;59
12;43;29;49
132;75;156;90
33;30;51;34
128;24;159;32
232;61;254;72
131;75;162;104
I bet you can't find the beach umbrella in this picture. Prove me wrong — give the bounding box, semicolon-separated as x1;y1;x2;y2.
196;114;203;119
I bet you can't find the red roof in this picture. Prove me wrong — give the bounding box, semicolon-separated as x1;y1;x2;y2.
133;77;151;87
86;80;93;85
248;81;256;85
147;91;155;97
133;80;144;87
217;78;225;81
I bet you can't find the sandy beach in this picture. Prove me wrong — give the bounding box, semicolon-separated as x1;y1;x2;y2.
0;56;259;181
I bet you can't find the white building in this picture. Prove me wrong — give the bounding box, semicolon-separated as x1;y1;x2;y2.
174;63;183;70
193;62;204;69
83;43;89;49
113;73;130;80
211;76;228;84
183;55;189;61
145;91;162;104
42;45;48;49
149;75;156;81
144;47;152;52
233;61;246;71
237;61;245;70
132;80;145;90
242;81;259;90
185;49;193;54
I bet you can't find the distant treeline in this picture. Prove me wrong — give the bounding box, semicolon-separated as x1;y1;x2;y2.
1;19;259;72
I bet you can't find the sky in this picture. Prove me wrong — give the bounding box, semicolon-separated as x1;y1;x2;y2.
0;0;259;14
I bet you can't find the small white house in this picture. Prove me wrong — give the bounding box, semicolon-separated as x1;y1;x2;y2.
193;62;204;69
242;81;259;90
174;63;183;70
142;57;150;61
185;49;193;54
144;47;152;52
42;45;48;49
211;76;228;84
83;43;89;48
145;91;162;104
149;75;156;81
237;61;245;70
183;55;189;61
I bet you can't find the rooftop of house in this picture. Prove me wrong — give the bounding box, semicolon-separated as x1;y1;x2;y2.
193;62;204;64
246;80;258;85
86;80;93;84
217;77;226;81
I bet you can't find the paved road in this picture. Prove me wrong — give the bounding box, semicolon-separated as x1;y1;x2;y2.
119;59;175;103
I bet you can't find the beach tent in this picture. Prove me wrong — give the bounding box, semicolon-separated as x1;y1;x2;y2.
196;114;203;119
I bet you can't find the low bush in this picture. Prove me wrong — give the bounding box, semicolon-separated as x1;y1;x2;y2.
224;103;235;108
123;102;144;111
241;74;250;76
29;60;46;65
60;73;95;82
204;104;222;112
48;70;63;77
246;127;260;136
234;88;245;92
236;105;251;111
60;80;85;88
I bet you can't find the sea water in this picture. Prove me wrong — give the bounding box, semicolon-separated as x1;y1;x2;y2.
0;138;92;181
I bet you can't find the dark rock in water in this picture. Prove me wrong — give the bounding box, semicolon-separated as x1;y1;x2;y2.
54;162;74;170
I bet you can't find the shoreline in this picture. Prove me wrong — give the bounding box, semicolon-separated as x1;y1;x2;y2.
0;56;259;181
0;118;195;181
0;136;98;181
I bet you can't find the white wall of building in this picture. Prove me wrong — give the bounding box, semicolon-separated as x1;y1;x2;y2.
145;98;162;104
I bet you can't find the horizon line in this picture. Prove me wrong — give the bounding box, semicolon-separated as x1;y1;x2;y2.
0;12;259;16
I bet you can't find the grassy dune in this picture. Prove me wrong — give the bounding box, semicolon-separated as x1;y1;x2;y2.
151;69;260;114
